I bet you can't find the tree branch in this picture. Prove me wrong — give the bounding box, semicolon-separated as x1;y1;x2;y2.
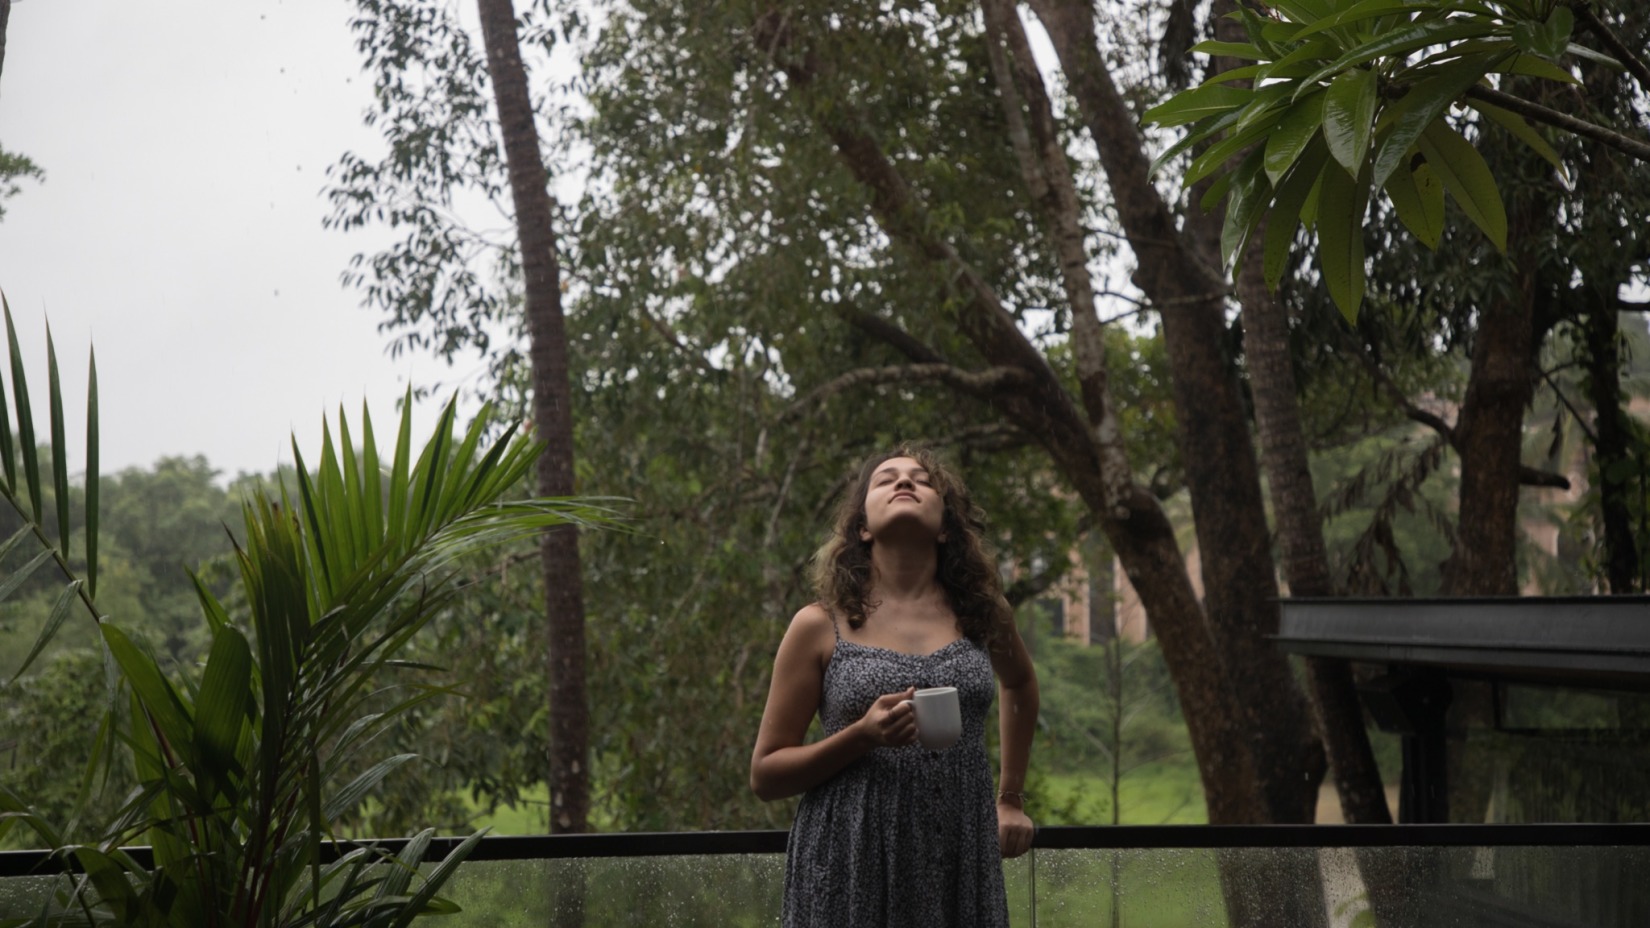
983;0;1139;513
753;9;1108;505
829;301;949;364
1568;1;1650;95
1344;331;1573;491
1518;465;1573;489
1465;83;1650;163
1541;368;1600;445
1345;331;1459;441
782;363;1033;421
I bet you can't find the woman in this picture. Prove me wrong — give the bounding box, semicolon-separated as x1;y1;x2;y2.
750;447;1039;927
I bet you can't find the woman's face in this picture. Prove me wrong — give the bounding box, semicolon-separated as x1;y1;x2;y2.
859;456;947;544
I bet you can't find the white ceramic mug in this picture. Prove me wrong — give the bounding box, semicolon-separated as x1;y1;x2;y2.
904;686;962;750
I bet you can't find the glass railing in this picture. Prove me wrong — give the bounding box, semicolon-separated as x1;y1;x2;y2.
5;825;1649;926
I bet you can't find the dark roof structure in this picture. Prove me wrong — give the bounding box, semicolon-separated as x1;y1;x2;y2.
1275;595;1650;690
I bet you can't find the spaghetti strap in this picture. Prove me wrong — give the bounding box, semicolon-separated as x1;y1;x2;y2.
825;608;842;641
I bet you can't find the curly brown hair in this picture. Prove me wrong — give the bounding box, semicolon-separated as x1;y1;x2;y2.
811;445;1012;650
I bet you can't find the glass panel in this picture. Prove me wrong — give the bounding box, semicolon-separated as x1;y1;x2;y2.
7;844;1648;926
436;853;1038;927
1451;680;1650;823
1031;845;1650;928
0;874;56;920
437;854;784;926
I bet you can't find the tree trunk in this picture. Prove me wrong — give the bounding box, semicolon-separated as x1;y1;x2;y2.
1238;222;1393;824
1441;259;1539;596
1583;292;1641;592
1025;0;1323;824
474;0;590;834
0;0;11;88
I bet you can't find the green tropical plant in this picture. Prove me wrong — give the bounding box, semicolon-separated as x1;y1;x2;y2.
1143;0;1647;320
0;295;608;926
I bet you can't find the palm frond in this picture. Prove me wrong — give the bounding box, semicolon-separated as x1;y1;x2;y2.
0;298;101;681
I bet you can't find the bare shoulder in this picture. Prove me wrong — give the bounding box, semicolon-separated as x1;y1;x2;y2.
788;603;837;646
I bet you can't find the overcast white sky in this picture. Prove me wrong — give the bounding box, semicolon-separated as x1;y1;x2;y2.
0;2;481;478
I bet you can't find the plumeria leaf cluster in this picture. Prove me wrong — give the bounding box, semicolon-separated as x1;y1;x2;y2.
1144;0;1610;320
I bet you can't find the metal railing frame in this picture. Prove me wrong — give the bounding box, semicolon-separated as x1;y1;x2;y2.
5;823;1649;877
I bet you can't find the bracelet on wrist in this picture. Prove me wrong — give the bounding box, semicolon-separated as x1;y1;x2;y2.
996;789;1028;805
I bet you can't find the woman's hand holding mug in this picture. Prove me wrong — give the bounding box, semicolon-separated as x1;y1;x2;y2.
857;687;918;747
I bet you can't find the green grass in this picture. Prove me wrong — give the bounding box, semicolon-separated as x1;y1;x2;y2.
1037;762;1207;826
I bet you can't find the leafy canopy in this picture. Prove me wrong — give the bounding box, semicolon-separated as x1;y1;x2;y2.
1144;0;1606;320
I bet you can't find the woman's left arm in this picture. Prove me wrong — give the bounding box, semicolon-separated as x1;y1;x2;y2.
991;621;1039;859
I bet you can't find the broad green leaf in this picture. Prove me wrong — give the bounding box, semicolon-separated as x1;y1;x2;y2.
388;390;414;541
6;579;79;685
339;409;369;564
1297;20;1496;98
1383;155;1446;248
1269;0;1338;25
1226;5;1286;58
70;847;141;919
0;549;52;602
1201;63;1271;87
1262;20;1306;43
1143;83;1251;128
1323;67;1378;173
1264;138;1330;289
361;402;384;553
1498;51;1579;83
1563;42;1623;70
323;753;418;821
1370;51;1504;188
46;326;70;561
1221;148;1270;268
1316;161;1370;321
1189;40;1268;61
85;348;98;601
376;828;432;902
384;829;488;928
1417;119;1508;251
1150;107;1245;176
1186;114;1282;187
1233;82;1300;133
1410;36;1516;70
0;295;13;491
0;524;26;563
292;441;335;595
1294;0;1440;41
102;623;195;753
1266;91;1327;184
190;568;233;636
1511;21;1543;56
1201;170;1236;211
1263;36;1339;80
193;625;252;796
1468;98;1568;180
5;304;41;523
1537;6;1574;59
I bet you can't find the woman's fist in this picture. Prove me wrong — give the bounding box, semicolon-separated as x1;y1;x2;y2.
856;687;918;747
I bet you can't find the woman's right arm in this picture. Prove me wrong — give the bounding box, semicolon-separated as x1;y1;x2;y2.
749;605;916;801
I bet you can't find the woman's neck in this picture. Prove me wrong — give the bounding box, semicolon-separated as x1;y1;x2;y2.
868;541;941;603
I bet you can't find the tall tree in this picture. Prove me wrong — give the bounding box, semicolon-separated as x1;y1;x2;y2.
1;0;11;87
331;0;592;834
988;0;1325;822
473;0;590;834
